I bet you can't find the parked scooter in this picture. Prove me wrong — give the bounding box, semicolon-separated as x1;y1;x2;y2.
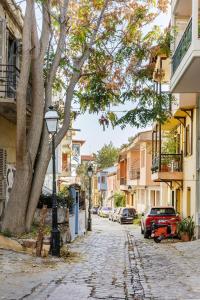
151;218;178;243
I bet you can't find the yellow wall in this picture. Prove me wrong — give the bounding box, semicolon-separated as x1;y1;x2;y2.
0;116;16;164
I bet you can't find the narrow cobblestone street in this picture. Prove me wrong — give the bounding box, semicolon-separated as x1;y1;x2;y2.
1;216;200;300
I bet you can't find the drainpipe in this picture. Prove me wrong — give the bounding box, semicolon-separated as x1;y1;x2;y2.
196;96;200;238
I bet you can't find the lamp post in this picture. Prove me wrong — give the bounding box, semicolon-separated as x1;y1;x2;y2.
44;106;60;256
87;165;93;231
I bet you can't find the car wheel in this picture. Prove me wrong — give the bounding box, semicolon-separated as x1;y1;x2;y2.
144;229;150;239
154;237;161;243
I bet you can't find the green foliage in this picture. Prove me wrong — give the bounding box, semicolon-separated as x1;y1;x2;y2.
38;187;74;209
177;217;195;241
162;132;177;154
1;229;12;238
76;162;90;191
133;215;142;225
94;142;119;169
114;192;125;208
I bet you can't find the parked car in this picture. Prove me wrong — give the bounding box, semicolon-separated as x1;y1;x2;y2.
99;207;112;218
112;207;122;222
118;207;136;224
141;206;181;239
97;207;102;216
91;207;99;214
108;208;117;221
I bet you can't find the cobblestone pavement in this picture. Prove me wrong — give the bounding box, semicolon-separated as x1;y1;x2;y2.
1;216;200;300
0;216;145;300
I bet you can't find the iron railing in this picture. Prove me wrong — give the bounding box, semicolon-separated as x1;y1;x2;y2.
152;153;183;173
0;64;32;105
120;177;127;185
129;168;140;180
172;18;192;74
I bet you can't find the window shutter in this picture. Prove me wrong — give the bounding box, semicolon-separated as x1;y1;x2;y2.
0;149;7;202
0;18;6;65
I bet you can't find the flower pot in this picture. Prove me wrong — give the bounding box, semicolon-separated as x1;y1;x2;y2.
180;232;190;242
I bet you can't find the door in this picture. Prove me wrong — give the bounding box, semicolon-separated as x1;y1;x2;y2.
187;187;191;217
176;189;181;213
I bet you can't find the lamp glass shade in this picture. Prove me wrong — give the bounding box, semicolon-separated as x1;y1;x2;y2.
87;166;93;177
45;110;59;133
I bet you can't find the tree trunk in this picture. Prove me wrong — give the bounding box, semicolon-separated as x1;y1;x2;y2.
25;131;50;231
1;156;32;233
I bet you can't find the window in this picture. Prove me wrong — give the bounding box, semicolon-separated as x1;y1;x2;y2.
0;19;6;65
62;153;68;172
150;207;176;215
101;176;105;184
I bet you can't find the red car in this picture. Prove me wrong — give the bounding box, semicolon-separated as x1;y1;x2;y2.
141;206;180;238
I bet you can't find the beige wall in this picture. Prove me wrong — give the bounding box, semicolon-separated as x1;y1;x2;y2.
0;116;16;164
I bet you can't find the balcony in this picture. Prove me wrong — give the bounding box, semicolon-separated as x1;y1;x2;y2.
152;154;183;182
120;177;127;185
0;64;32;123
120;177;127;191
171;9;200;93
129;169;140;180
172;18;192;74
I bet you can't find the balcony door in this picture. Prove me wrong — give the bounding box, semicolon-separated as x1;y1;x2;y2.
176;189;181;214
187;187;191;217
7;35;18;98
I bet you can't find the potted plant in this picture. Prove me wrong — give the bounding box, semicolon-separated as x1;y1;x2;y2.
177;217;195;242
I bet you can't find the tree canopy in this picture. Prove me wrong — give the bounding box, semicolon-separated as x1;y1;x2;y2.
94;142;119;169
1;0;170;233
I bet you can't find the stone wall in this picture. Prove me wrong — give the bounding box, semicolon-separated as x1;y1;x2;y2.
34;208;87;242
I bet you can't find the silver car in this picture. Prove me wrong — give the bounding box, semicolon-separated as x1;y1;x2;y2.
112;207;122;222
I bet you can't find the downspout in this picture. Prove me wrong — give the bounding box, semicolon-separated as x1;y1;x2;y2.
196;95;200;238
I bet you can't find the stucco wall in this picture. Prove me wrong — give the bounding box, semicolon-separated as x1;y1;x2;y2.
0;116;16;164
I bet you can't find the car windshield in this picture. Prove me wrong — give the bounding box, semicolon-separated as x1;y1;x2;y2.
150;207;176;216
122;208;135;217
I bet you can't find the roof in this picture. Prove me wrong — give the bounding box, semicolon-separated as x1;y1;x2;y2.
101;166;117;174
81;155;95;162
72;139;85;146
120;130;152;155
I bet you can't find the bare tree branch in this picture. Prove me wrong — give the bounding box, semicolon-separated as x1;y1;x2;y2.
45;0;69;109
39;0;51;60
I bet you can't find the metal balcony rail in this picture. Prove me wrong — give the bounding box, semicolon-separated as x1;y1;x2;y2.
129;168;140;180
152;153;183;173
120;177;127;185
172;18;192;74
0;64;32;105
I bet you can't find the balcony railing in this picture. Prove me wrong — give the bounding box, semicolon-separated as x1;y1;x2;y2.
129;168;140;180
0;64;32;105
120;177;127;185
152;153;183;173
172;18;192;74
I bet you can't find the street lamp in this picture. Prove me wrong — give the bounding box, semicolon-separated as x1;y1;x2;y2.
87;165;93;231
44;106;60;256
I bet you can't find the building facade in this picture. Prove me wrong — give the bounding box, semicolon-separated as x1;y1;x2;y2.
0;1;23;219
119;131;161;213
